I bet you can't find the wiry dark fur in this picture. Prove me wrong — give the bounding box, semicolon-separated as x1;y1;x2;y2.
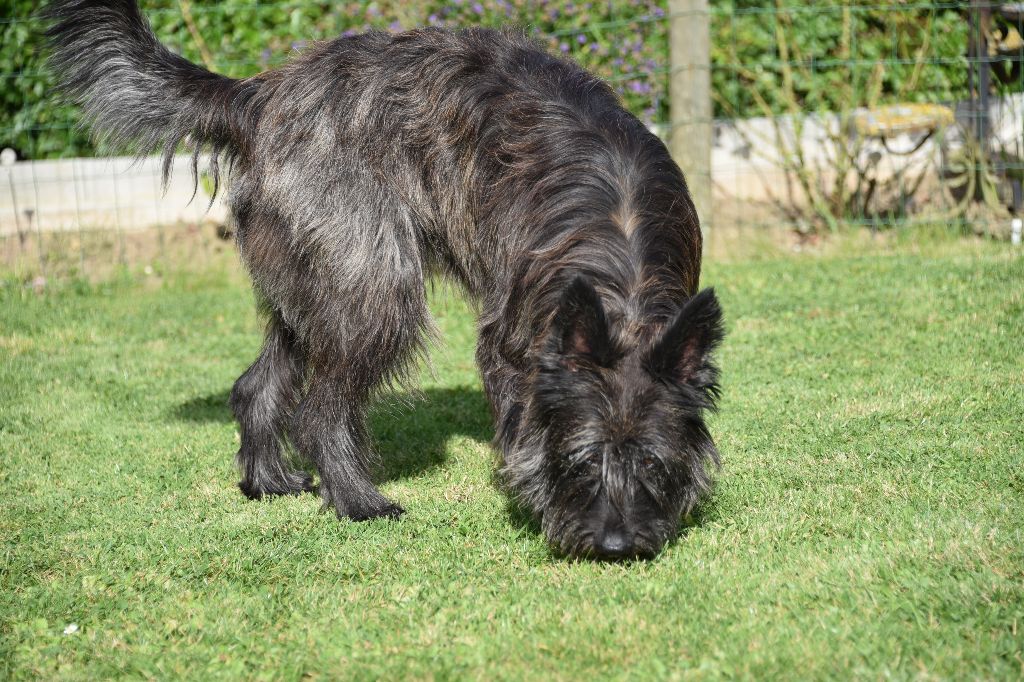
47;0;725;559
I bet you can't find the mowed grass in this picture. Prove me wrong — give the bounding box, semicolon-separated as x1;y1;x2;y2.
1;241;1022;679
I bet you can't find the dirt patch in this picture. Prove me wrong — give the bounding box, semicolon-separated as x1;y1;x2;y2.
1;220;236;282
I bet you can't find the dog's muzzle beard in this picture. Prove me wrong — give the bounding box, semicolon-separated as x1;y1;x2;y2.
531;453;676;561
539;489;672;561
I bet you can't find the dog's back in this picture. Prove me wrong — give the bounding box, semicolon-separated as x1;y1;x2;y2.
48;6;700;310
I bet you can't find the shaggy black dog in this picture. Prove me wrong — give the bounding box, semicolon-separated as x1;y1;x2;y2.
47;0;725;560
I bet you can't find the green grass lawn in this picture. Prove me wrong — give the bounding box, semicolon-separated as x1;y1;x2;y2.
1;241;1022;679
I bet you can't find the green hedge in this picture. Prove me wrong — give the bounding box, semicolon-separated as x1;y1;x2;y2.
712;1;969;121
1;0;973;160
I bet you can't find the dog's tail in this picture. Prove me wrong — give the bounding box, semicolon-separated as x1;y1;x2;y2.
46;0;260;191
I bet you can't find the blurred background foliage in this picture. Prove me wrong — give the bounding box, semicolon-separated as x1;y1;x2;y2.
1;0;975;160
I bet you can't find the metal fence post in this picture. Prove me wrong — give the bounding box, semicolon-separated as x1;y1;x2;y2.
668;0;712;234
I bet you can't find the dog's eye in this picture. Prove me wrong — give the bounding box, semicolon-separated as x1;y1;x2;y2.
641;455;657;470
570;447;604;471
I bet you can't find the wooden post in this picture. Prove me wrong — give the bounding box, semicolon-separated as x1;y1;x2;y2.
668;0;712;233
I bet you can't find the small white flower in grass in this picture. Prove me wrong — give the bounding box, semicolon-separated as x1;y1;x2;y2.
63;623;79;635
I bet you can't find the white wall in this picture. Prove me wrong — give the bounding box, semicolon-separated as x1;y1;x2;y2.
0;155;228;237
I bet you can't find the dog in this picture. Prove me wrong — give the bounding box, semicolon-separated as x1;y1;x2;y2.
47;0;725;560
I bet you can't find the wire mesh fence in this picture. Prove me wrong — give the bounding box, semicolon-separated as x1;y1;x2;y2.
2;1;1022;279
710;1;1024;243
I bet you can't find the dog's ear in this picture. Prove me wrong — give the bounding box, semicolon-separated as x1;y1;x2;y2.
647;288;724;390
553;275;612;366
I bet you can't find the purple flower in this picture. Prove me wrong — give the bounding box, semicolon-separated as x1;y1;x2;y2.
389;20;402;32
428;13;440;24
577;34;587;44
628;80;652;95
559;41;569;53
473;2;484;14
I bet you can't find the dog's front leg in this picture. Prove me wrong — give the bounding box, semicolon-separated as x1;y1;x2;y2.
476;343;527;457
292;376;403;521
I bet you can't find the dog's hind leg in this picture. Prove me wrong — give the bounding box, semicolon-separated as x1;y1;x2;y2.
230;313;313;499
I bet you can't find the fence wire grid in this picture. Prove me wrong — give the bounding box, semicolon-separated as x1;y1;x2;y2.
2;1;1022;278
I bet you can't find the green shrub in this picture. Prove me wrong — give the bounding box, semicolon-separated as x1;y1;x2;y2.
712;1;969;120
0;1;978;160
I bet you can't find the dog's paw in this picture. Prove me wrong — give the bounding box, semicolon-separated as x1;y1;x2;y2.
347;501;405;522
320;483;405;521
239;470;315;499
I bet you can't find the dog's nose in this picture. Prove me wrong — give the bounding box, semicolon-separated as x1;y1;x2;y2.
593;528;634;559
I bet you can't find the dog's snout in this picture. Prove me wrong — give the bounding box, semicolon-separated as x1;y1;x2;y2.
592;527;634;560
598;528;626;557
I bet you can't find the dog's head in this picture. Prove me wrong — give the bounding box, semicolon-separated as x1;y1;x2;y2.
503;276;724;560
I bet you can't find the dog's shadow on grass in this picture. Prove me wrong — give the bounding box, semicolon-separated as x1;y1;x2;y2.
173;386;494;481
